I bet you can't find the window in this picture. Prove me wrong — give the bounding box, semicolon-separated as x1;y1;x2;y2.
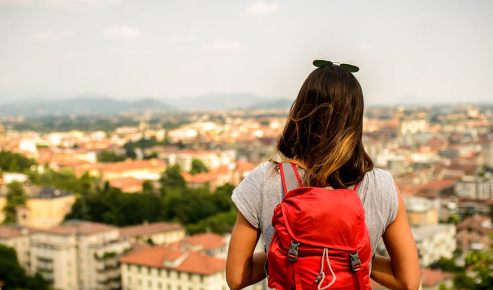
200;275;204;283
188;273;192;281
148;267;151;274
158;269;162;276
177;272;181;279
148;280;152;288
138;266;142;273
138;279;142;286
158;282;162;289
166;269;170;277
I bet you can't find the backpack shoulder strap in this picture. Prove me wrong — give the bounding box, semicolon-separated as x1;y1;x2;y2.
280;162;304;197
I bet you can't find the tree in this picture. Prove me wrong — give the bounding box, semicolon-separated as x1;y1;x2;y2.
142;181;155;195
453;231;493;290
98;150;126;163
160;165;186;190
3;181;26;224
0;244;48;290
189;159;208;175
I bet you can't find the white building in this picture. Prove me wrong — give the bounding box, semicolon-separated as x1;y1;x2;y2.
411;224;456;267
455;175;493;199
120;245;228;290
29;220;130;290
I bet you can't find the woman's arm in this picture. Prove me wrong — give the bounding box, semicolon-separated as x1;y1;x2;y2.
226;211;267;290
370;183;421;290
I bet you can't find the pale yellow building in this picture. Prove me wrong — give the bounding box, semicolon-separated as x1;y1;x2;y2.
30;220;130;290
0;186;75;229
119;222;185;245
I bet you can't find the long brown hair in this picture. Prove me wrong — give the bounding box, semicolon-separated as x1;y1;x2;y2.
277;64;373;188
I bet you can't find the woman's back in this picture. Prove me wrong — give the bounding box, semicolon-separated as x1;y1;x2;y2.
232;161;398;257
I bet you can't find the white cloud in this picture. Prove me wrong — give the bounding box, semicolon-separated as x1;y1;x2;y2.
201;40;242;51
32;30;75;39
169;34;198;44
248;1;280;16
102;26;141;40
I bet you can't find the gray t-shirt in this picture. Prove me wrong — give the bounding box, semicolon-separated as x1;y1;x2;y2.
232;161;398;257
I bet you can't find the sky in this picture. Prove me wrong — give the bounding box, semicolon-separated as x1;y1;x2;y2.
0;0;492;105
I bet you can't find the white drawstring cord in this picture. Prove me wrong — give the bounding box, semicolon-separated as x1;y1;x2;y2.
317;248;336;290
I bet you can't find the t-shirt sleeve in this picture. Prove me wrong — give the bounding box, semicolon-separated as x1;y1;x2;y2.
231;162;267;229
381;169;399;227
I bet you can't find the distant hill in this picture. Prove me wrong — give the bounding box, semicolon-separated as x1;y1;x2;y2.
248;98;293;110
0;96;173;116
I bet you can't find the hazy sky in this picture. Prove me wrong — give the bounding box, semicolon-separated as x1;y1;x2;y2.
0;0;492;105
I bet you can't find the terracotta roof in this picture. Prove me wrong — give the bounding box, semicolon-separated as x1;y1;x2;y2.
119;246;225;275
425;179;456;190
120;222;184;238
0;226;23;239
109;178;143;189
182;233;226;251
82;159;166;173
182;172;219;183
43;220;117;236
0;225;37;239
457;216;492;235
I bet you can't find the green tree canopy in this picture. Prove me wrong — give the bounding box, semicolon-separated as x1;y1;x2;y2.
189;159;208;175
0;150;37;173
160;165;186;190
3;181;26;224
0;244;48;290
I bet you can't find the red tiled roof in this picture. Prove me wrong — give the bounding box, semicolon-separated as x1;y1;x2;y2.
182;233;226;251
0;226;22;239
182;172;219;183
0;226;37;239
120;222;184;238
457;215;492;235
119;246;225;275
109;178;143;189
44;221;117;236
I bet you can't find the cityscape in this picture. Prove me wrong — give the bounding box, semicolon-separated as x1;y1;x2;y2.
0;104;492;289
1;1;492;289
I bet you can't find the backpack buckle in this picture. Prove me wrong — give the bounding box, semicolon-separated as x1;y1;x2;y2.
349;251;361;272
287;240;300;262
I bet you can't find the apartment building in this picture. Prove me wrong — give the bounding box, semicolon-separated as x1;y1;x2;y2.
455;175;493;199
30;220;130;290
0;225;36;275
456;215;492;251
411;224;456;267
120;222;185;245
120;246;227;290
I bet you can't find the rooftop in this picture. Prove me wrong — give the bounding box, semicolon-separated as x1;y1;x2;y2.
42;220;117;236
180;233;226;251
120;222;184;238
119;246;225;275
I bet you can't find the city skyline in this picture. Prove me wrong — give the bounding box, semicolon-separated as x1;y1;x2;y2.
0;0;492;105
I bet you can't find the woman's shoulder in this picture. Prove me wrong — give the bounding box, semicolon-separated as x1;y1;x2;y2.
363;167;395;186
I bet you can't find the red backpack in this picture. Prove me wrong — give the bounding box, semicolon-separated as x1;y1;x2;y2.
267;162;372;290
